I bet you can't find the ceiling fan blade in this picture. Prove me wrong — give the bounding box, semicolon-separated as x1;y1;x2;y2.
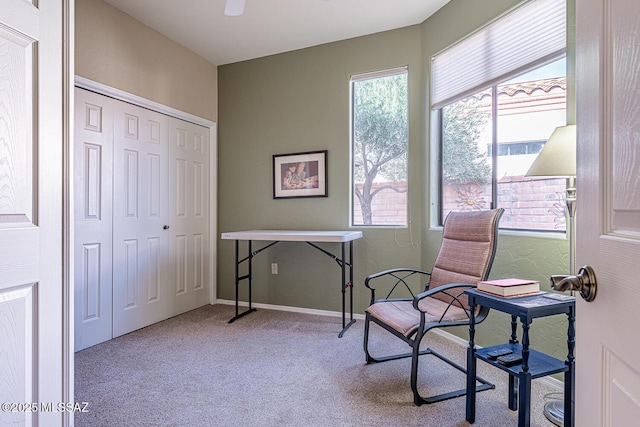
225;0;246;16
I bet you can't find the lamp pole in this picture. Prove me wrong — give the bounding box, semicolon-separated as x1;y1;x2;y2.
566;176;576;277
524;125;577;427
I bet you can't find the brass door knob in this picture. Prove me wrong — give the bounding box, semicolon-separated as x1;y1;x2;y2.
550;265;597;302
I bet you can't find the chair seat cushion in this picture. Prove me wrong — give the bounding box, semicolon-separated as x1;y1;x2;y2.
366;298;470;337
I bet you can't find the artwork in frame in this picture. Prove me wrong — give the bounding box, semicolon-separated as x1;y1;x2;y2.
273;150;328;199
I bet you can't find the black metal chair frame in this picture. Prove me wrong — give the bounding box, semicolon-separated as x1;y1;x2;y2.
363;269;495;406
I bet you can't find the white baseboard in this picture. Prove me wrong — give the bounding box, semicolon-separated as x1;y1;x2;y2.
213;299;563;391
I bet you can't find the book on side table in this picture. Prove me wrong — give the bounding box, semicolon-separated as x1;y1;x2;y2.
477;278;540;297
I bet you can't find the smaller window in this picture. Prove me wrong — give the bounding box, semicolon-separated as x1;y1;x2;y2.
350;68;408;226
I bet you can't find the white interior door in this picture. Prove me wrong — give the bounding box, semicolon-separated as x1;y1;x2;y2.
74;88;114;350
169;117;210;313
0;0;68;425
112;101;170;337
576;0;640;425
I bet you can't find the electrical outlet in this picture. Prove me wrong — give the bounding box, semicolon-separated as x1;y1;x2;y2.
271;263;278;274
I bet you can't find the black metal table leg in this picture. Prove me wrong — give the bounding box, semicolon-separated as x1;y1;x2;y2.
338;241;356;337
228;239;256;323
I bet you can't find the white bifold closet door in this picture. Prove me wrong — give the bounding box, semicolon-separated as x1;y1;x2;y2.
74;88;114;350
74;87;210;350
112;99;172;337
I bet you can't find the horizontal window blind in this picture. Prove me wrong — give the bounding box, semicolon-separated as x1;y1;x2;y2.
431;0;566;109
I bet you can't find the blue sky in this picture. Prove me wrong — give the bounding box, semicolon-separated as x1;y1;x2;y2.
508;57;566;83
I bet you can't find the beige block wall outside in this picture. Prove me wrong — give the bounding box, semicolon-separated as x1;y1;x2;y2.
75;0;218;122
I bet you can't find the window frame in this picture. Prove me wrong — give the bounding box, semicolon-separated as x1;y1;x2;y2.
430;0;567;233
349;66;409;228
435;55;568;231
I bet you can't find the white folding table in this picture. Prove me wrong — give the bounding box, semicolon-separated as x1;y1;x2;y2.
221;230;363;337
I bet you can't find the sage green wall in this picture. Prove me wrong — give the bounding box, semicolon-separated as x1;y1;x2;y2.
218;0;573;361
218;25;425;313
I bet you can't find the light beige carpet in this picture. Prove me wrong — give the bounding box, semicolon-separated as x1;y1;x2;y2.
74;304;560;426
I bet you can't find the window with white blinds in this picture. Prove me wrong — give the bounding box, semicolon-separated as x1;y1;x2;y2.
431;0;566;109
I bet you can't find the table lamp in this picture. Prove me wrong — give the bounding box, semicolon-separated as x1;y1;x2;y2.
525;124;576;427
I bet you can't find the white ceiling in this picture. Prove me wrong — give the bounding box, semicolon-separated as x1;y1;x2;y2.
104;0;451;65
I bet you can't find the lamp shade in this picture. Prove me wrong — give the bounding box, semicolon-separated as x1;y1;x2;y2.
525;125;576;177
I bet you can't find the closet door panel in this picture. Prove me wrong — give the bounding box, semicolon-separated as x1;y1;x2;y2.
112;103;170;338
73;88;114;351
168;118;210;314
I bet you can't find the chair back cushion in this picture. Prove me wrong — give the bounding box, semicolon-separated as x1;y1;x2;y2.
429;209;503;308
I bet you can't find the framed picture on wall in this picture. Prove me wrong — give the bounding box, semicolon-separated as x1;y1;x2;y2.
273;150;328;199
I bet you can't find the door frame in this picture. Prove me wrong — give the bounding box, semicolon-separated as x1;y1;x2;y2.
73;76;218;309
63;1;74;425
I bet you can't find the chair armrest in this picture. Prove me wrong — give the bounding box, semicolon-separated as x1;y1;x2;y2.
364;268;431;288
412;282;476;312
364;268;431;305
412;283;490;327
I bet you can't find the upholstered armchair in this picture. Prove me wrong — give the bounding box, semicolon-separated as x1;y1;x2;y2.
363;208;504;406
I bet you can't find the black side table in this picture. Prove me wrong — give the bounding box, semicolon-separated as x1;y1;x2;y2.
464;289;575;427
